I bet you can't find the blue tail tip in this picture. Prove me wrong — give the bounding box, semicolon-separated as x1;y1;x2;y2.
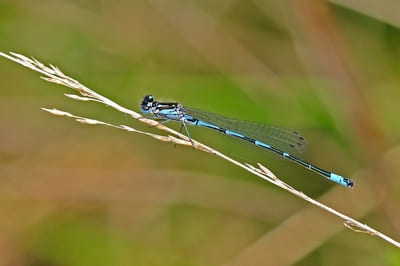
343;177;354;188
330;173;354;188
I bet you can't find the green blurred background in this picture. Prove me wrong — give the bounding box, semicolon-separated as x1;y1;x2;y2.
1;0;400;265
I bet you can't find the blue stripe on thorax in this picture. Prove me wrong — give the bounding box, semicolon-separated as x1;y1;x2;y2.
158;109;181;120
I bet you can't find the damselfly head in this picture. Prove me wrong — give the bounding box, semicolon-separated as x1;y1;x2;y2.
140;94;154;113
143;95;154;103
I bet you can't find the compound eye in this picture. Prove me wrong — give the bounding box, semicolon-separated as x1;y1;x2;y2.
140;95;154;113
144;94;153;103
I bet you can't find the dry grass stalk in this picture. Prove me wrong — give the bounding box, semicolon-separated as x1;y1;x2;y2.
1;51;399;248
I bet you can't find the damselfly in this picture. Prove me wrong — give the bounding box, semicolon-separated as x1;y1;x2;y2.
140;94;354;188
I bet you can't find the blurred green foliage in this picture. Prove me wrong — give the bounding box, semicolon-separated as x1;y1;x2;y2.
1;0;400;265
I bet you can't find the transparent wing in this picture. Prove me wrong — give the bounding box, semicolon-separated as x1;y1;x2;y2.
185;107;307;158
